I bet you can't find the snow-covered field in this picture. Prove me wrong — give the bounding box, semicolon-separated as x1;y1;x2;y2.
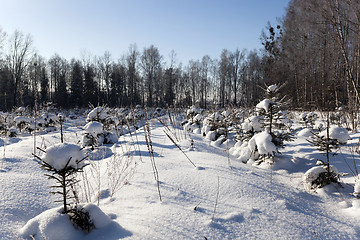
1;109;360;239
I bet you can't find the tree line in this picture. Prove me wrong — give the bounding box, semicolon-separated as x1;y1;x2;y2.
0;0;359;112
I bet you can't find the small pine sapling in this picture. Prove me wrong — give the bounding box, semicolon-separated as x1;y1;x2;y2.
34;143;94;231
304;117;350;190
242;84;294;165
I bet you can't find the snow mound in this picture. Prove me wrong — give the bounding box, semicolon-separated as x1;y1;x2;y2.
83;203;111;229
256;99;271;112
19;204;113;240
297;128;313;137
328;126;350;144
42;143;87;170
19;207;84;240
84;121;103;136
303;165;338;191
248;131;276;155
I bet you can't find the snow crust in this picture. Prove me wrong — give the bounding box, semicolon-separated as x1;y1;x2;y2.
41;143;86;170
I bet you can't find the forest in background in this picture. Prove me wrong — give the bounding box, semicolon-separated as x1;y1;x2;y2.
0;0;359;112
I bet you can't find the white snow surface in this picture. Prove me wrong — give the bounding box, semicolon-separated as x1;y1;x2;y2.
41;143;87;170
1;116;360;239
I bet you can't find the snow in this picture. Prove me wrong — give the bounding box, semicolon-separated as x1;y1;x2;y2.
297;128;312;137
19;207;85;240
87;106;109;122
354;180;360;197
1;112;360;240
328;126;350;144
267;84;278;92
18;204;114;240
14;116;31;124
256;99;271;112
248;131;277;155
84;121;104;137
242;116;263;132
41;143;87;170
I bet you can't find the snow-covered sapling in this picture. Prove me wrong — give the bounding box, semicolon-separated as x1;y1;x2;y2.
81;121;118;149
237;84;293;165
35;143;94;231
304;119;350;190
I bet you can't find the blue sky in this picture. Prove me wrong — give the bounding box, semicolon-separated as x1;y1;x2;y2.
0;0;289;64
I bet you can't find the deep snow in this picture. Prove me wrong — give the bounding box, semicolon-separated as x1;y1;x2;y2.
1;115;360;239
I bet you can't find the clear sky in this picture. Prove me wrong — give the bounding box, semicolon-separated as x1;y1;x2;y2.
0;0;290;64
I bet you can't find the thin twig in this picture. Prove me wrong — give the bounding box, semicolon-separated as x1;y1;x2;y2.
212;176;220;222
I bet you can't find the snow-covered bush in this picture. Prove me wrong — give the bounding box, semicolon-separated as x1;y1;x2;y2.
305;120;350;190
86;106;121;131
32;143;99;232
14;116;31;132
234;84;293;165
37;143;87;212
82;121;118;149
353;180;360;198
38;112;59;132
303;165;339;191
236;115;263;142
300;112;318;128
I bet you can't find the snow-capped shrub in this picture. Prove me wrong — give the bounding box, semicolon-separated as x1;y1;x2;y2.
235;84;293;165
41;143;87;171
9;126;17;138
237;115;264;142
82;121;118;148
248;131;277;164
353;180;360;198
306;119;349;190
186;105;203;119
319;126;350;144
34;142;95;232
205;130;217;141
303;165;339;191
38;112;59;131
87;106;110;123
300;112;318;128
14;116;31;132
103;131;118;144
201;125;212;136
184;122;200;132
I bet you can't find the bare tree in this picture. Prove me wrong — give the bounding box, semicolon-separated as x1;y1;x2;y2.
5;30;34;106
141;45;162;107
